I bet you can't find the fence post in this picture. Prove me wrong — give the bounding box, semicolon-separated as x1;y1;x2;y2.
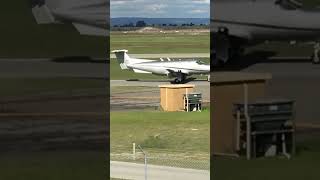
138;145;147;180
133;143;136;160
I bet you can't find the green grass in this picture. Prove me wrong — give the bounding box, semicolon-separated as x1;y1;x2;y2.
110;111;210;153
110;58;210;80
0;77;107;97
212;139;320;180
110;32;209;54
301;0;320;8
0;1;106;58
0;151;107;180
247;42;313;57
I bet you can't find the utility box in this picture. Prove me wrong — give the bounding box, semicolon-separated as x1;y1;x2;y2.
159;84;194;111
211;72;272;156
234;99;295;159
184;93;202;112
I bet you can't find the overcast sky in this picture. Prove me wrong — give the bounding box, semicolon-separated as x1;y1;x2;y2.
111;0;209;18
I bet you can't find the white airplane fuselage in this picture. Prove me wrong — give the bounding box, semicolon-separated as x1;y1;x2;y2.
112;50;210;83
212;0;320;43
211;0;320;64
127;60;210;76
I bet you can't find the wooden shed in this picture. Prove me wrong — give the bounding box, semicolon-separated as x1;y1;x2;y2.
159;84;195;111
211;72;272;156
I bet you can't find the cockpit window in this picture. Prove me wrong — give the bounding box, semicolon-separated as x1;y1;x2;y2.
196;60;206;65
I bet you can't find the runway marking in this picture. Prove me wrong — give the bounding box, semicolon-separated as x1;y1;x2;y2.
111;96;159;99
0;112;106;117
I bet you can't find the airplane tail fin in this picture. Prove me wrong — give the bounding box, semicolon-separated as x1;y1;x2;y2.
112;50;131;69
31;3;56;24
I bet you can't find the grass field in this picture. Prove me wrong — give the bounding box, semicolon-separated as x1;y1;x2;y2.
110;58;210;80
212;138;320;180
110;111;210;154
110;32;209;54
246;42;314;57
0;151;107;180
0;1;106;58
301;0;320;7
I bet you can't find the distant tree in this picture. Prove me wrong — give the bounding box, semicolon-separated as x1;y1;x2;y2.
162;24;167;26
113;25;119;27
128;22;134;27
190;23;194;26
136;20;147;27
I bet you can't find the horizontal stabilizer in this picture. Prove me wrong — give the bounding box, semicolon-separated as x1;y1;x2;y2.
133;69;151;73
32;5;56;24
73;23;108;36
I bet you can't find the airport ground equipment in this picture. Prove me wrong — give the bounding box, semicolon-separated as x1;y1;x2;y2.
159;84;195;111
184;93;202;112
211;72;272;156
234;99;296;159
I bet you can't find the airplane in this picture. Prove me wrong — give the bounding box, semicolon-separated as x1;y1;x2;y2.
31;0;108;36
112;50;210;83
212;0;320;65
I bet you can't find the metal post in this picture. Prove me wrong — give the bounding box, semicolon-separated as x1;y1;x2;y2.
236;110;241;152
138;145;147;180
243;83;251;160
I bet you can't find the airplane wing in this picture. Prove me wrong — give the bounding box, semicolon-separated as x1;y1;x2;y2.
133;69;152;74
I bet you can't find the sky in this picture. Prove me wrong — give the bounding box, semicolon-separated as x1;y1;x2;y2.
111;0;210;18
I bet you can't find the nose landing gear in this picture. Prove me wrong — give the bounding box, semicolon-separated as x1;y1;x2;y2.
173;72;187;84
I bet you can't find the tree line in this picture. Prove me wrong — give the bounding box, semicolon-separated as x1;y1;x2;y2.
113;20;208;28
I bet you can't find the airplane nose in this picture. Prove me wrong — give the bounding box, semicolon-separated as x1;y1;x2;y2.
205;65;210;71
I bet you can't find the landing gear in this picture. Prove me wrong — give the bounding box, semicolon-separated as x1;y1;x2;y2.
172;72;186;84
173;78;182;84
312;42;320;64
212;28;230;65
212;27;245;66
